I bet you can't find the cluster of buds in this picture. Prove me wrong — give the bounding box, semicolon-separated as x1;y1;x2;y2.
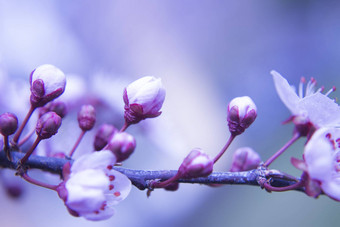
5;62;340;224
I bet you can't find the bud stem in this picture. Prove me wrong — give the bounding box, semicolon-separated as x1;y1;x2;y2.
151;172;181;188
3;135;11;161
19;136;42;165
213;134;236;164
12;106;36;146
263;132;301;167
18;128;36;147
69;130;86;157
263;179;304;192
20;171;57;191
120;122;130;132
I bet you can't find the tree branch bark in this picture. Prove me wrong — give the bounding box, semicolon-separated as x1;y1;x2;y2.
0;151;302;192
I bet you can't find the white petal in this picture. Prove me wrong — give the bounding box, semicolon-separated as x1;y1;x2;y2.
83;206;115;221
271;70;300;114
32;64;66;95
126;76;154;100
106;169;132;206
321;178;340;201
298;92;340;127
71;150;116;174
304;128;335;180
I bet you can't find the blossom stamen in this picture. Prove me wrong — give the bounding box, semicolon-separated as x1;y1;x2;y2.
299;77;306;98
325;86;336;96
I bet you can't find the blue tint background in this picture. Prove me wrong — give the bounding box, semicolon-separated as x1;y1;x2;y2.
0;1;340;227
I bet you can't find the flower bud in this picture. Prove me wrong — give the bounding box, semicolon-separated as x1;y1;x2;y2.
123;76;166;124
30;64;66;108
227;96;257;136
230;147;261;172
0;113;18;136
93;124;117;151
39;101;68;118
36;112;62;139
178;148;213;178
106;132;136;162
77;105;96;131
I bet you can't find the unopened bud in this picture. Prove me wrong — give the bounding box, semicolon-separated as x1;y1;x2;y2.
0;113;18;136
227;96;257;136
178;148;213;178
36;112;62;139
39;101;68;118
77;105;96;131
93;124;117;151
30;64;66;107
123;76;166;124
230;147;261;172
106;132;136;162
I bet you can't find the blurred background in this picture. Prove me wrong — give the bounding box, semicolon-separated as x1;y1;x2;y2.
0;0;340;226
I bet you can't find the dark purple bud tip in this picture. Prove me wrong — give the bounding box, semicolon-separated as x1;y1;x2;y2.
106;132;136;162
36;112;62;139
94;124;117;151
78;105;96;131
39;101;68;118
0;112;18;136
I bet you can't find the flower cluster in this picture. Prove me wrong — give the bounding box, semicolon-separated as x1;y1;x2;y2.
1;64;340;223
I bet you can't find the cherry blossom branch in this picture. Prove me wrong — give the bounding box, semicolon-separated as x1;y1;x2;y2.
0;151;306;193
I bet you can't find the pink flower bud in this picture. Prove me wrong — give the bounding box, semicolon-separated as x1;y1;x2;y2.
123;76;166;124
30;64;66;107
39;101;68;118
178;148;213;178
93;124;117;151
106;132;136;162
77;105;96;131
0;112;18;136
230;147;261;172
227;96;257;136
36;112;62;139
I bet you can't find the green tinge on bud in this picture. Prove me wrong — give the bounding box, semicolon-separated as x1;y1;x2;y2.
93;124;117;151
77;105;96;131
227;96;257;136
178;148;213;178
0;112;18;136
106;132;136;162
36;112;62;139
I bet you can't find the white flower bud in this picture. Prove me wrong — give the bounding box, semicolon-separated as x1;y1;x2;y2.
178;148;213;178
227;96;257;136
230;147;261;172
123;76;165;124
30;64;66;107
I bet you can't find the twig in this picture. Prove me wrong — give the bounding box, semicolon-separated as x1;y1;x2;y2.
0;151;302;192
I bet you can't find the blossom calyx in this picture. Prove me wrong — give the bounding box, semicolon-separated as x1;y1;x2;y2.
0;112;18;136
123;76;166;124
78;105;96;131
36;112;62;139
106;132;136;162
30;64;66;108
178;148;213;178
227;96;257;136
94;124;117;151
230;147;261;172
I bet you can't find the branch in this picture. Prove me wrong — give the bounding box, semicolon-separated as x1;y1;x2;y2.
0;151;302;192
